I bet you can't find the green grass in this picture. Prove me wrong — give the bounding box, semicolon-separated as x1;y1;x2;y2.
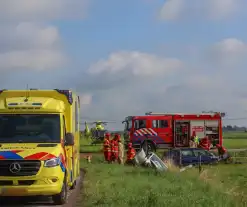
80;138;102;153
77;132;247;206
224;139;247;149
77;154;247;207
223;131;247;139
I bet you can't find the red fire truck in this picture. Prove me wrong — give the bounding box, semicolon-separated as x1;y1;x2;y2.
122;112;224;151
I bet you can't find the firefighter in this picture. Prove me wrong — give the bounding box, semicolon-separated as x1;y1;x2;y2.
103;132;111;163
216;144;230;162
116;134;124;164
199;136;211;151
110;135;118;163
125;143;136;165
193;132;199;147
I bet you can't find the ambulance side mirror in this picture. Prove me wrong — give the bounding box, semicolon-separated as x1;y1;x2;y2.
64;133;74;146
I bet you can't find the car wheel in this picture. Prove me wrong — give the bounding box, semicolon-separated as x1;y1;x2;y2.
52;178;68;205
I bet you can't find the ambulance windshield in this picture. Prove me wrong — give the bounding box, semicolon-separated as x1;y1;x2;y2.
0;114;60;143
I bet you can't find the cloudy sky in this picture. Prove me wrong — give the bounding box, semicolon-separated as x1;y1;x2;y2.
0;0;247;129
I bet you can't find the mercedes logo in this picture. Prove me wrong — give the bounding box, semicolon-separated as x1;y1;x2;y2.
9;162;21;173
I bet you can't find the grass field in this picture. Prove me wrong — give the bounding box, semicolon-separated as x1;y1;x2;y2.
77;154;247;207
223;139;247;149
80;137;102;153
77;132;247;206
223;131;247;139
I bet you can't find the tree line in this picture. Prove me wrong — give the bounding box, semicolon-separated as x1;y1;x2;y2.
223;125;247;132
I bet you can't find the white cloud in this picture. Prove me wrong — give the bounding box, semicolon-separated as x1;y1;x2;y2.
75;38;247;129
0;49;66;71
0;1;89;71
208;38;247;67
207;0;242;19
159;0;184;20
79;94;92;105
159;0;245;21
88;51;183;76
0;22;60;51
0;23;66;71
0;0;89;21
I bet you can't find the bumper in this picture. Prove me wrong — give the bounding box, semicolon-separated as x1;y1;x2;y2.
0;176;63;196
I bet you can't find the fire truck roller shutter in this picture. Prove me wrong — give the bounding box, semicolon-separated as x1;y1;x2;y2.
190;121;205;139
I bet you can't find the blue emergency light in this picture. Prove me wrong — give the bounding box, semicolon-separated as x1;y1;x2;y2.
8;103;18;106
54;89;73;104
32;103;42;106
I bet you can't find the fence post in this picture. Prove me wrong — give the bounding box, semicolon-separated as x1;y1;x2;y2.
198;155;202;174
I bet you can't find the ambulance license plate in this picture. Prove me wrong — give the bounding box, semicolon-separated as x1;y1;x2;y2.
0;188;27;195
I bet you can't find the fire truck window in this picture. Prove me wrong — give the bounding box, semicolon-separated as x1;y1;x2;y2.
152;120;168;128
159;120;168;128
134;120;146;129
152;120;158;128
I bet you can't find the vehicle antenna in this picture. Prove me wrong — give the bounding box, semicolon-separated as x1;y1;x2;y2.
24;84;29;102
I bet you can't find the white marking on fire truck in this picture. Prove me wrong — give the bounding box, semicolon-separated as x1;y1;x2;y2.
136;130;143;136
134;128;158;136
139;129;147;134
149;128;157;135
142;128;151;134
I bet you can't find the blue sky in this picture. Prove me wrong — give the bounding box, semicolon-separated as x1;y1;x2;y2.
0;0;247;129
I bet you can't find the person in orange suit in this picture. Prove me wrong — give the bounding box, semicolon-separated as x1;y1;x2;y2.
216;144;230;162
116;134;124;164
103;132;111;163
125;142;136;165
111;134;119;163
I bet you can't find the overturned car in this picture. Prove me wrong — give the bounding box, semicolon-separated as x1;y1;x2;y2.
133;147;168;171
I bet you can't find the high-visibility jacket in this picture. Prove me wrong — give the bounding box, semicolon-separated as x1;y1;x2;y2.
114;140;119;152
218;146;227;155
103;139;111;152
127;148;136;160
111;140;118;153
194;136;199;144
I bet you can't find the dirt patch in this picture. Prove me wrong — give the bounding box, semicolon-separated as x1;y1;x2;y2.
74;168;86;207
64;170;85;207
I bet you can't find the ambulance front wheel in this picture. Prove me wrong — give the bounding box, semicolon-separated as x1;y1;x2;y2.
52;178;68;205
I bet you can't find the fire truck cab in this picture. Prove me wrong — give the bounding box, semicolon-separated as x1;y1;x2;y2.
123;112;224;151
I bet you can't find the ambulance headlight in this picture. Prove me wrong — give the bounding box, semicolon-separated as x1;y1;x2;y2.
44;157;61;167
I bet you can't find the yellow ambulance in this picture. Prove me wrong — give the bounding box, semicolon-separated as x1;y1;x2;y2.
0;89;80;205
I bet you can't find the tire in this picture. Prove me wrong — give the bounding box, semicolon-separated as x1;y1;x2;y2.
52;178;68;205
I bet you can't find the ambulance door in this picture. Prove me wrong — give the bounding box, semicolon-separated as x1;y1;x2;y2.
152;117;172;144
74;99;80;179
63;115;74;186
